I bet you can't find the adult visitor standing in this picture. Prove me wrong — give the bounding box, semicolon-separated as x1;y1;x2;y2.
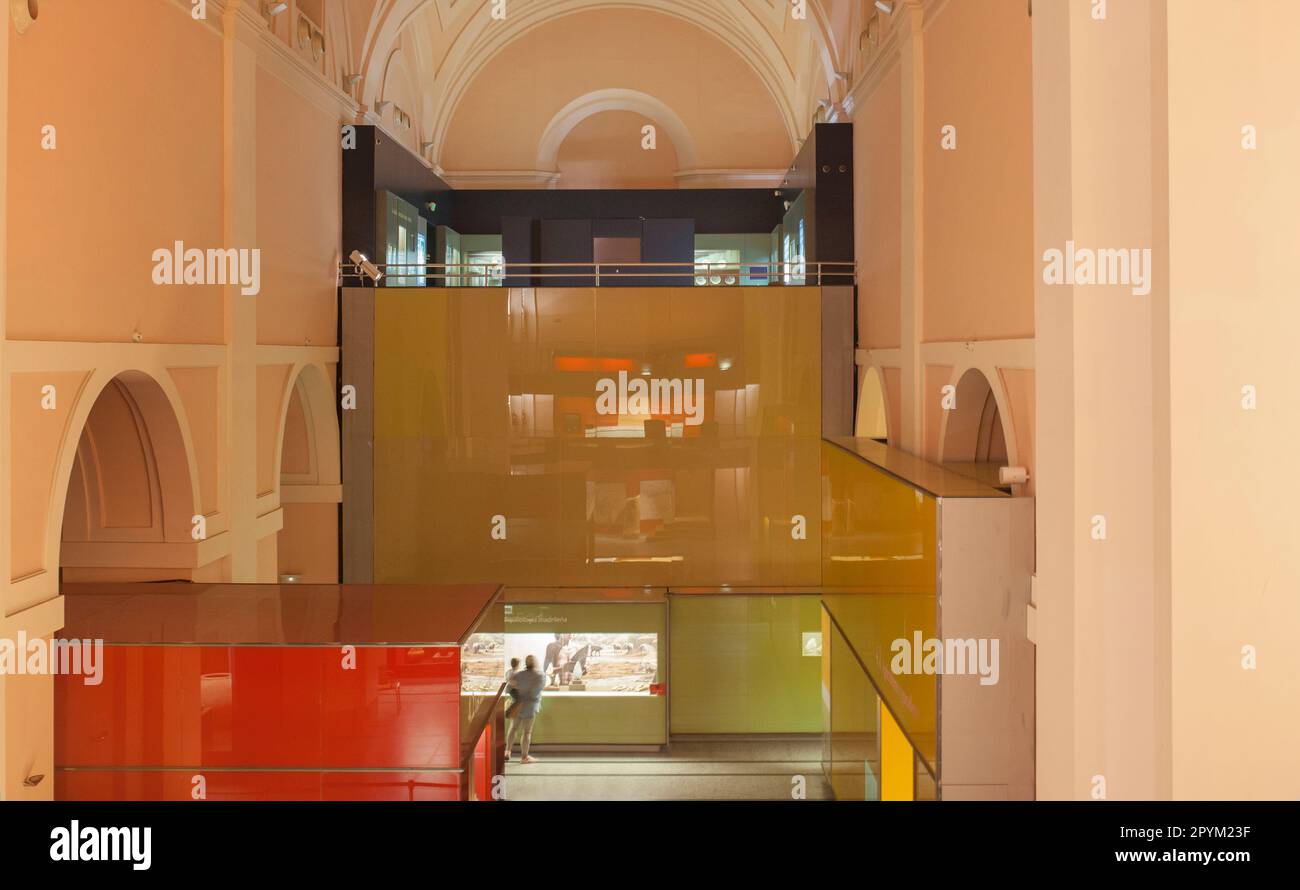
505;654;545;764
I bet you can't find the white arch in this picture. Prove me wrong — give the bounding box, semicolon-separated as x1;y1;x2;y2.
47;368;204;575
855;364;889;442
272;362;342;492
536;88;698;174
936;365;1020;471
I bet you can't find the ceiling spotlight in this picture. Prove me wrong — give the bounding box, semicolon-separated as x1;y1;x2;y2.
349;250;383;284
421;141;435;154
874;1;893;13
375;100;393;114
264;1;289;16
346;74;362;87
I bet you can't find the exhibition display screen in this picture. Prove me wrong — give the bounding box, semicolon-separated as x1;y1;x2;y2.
461;596;667;746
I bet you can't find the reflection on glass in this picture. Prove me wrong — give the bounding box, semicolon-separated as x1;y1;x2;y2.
373;287;823;588
826;618;879;801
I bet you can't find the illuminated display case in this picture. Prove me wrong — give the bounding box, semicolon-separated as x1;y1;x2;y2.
463;628;658;695
469;590;668;747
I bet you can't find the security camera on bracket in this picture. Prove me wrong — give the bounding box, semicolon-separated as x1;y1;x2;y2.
349;250;383;286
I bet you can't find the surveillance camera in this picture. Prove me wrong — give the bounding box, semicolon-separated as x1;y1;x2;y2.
349;250;383;283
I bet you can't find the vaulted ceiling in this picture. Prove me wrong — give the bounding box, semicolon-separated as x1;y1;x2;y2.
313;0;868;187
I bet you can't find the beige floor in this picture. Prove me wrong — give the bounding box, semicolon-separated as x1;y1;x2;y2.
501;738;833;801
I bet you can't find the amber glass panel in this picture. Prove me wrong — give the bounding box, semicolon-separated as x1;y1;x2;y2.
373;287;822;587
820;441;938;775
821;440;937;593
826;618;879;800
880;701;915;801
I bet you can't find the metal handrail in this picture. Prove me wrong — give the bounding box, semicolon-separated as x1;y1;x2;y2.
339;260;856;286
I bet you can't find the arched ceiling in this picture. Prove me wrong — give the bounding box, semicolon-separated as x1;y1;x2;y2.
334;0;864;187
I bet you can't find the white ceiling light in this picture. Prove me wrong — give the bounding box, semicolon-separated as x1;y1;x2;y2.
263;1;288;16
875;1;893;13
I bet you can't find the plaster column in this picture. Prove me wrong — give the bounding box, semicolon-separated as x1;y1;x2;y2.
222;0;263;580
1031;0;1171;800
897;0;925;453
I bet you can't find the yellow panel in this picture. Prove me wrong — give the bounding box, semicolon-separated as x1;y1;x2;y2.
880;701;915;801
827;618;878;800
373;287;823;587
820;440;938;772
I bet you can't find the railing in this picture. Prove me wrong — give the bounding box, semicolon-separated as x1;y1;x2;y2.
338;260;856;287
823;606;939;801
820;439;941;800
459;680;508;801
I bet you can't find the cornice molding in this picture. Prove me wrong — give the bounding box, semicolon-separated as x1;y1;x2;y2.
675;168;787;188
439;170;563;189
845;0;946;109
167;0;359;120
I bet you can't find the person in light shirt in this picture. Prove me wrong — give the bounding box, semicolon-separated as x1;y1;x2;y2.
505;654;545;764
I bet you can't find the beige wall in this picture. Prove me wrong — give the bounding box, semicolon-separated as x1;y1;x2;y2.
556;110;680;189
1030;0;1299;801
0;0;342;799
853;63;901;351
921;0;1033;343
849;0;1035;490
6;0;225;344
1164;0;1300;798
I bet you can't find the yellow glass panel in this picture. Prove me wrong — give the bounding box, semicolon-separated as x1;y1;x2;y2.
880;700;915;801
373;287;823;587
820;440;938;773
827;618;879;800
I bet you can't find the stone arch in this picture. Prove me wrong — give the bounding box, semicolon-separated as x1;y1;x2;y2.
938;366;1015;469
273;362;341;489
536;88;698;174
855;364;889;442
272;363;341;583
55;369;203;580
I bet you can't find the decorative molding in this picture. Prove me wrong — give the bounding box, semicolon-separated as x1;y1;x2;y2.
857;347;903;367
166;0;358;120
255;345;341;365
439;170;562;189
0;595;64;642
920;338;1035;370
58;534;230;570
282;484;344;504
536;88;699;173
675;168;787;188
2;341;227;372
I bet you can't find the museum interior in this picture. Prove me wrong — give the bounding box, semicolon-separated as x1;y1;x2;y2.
0;0;1296;802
